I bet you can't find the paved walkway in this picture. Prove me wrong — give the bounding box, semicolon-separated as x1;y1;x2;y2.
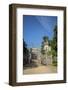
23;61;57;75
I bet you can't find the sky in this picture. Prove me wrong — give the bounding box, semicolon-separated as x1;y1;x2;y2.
23;15;57;48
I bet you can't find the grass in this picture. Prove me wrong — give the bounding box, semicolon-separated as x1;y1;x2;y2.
52;60;57;66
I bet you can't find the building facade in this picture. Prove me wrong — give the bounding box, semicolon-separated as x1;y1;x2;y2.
41;40;52;65
28;40;52;65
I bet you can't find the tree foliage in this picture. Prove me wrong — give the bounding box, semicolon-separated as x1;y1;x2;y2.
23;40;28;54
51;25;57;57
43;36;48;42
41;25;57;66
23;39;29;65
41;36;49;55
51;25;57;66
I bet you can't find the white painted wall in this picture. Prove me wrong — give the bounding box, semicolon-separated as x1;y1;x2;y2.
0;0;68;90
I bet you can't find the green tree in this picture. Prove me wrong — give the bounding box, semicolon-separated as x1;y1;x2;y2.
51;25;57;66
51;25;57;57
41;36;49;55
43;36;48;42
23;40;28;53
23;39;29;65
